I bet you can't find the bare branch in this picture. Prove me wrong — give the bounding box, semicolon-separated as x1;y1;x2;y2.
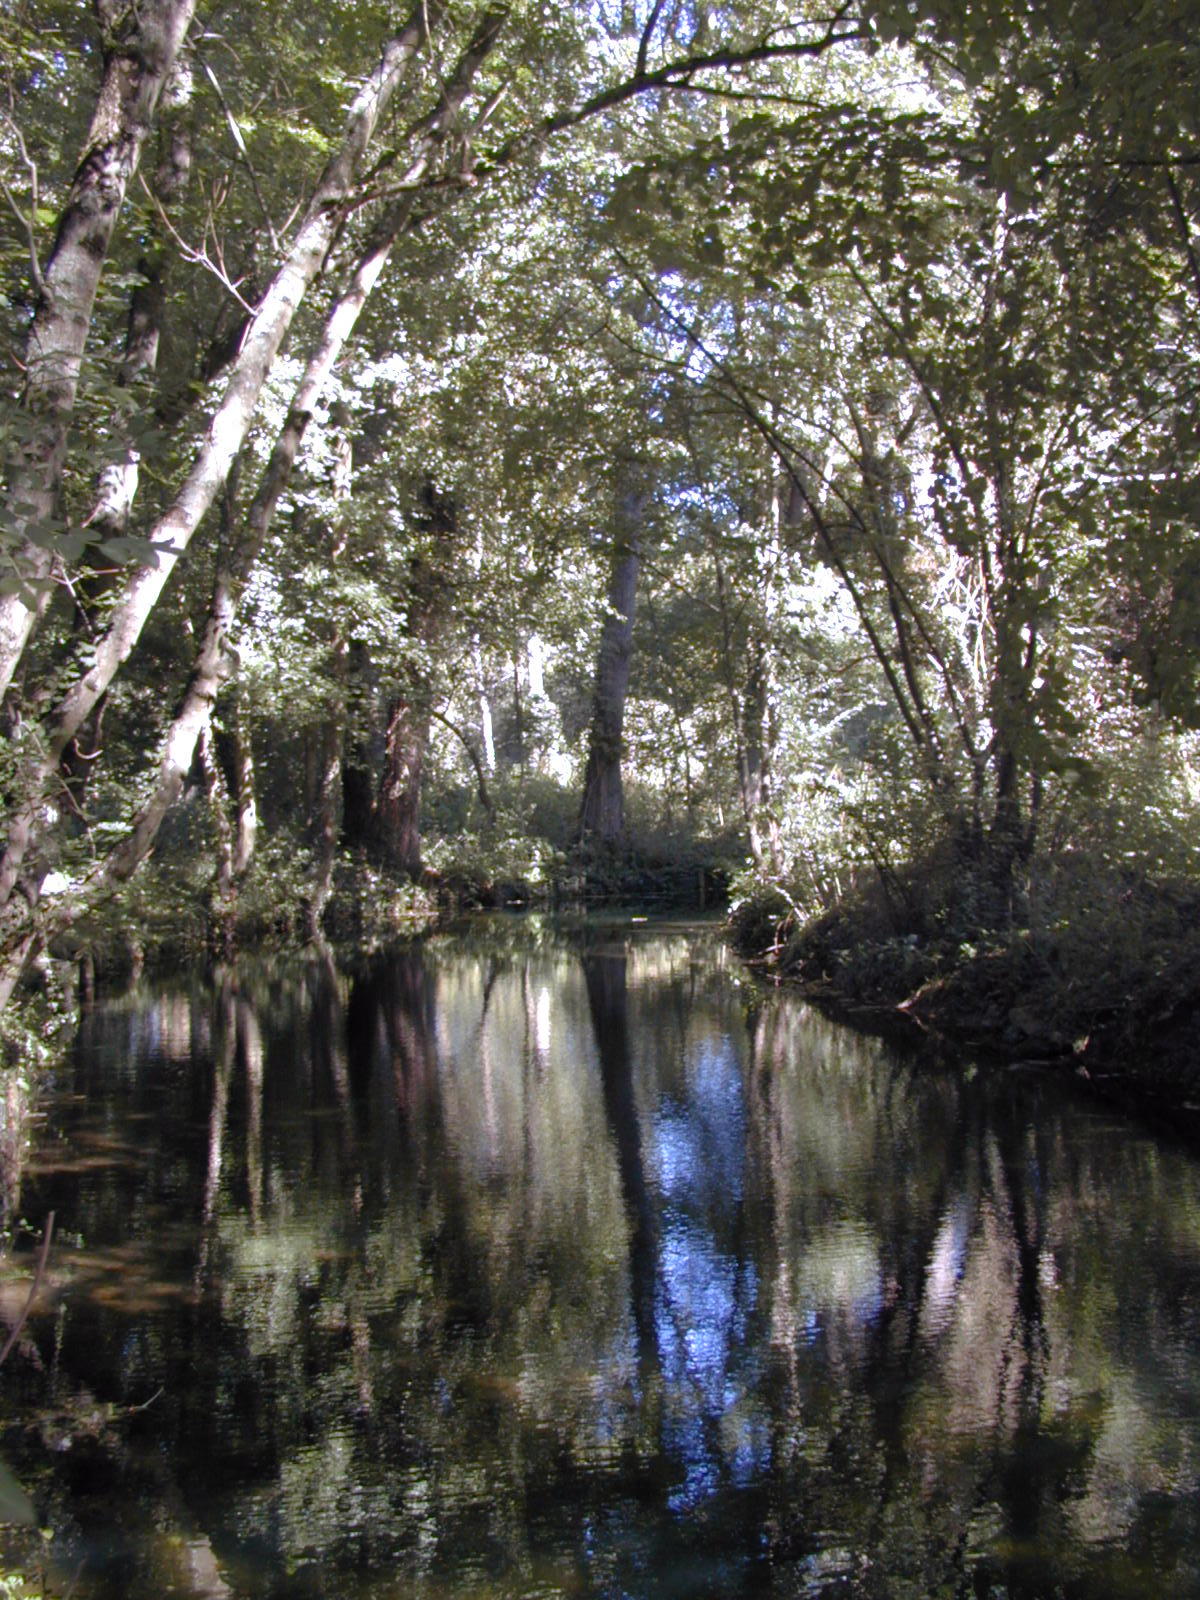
0;111;46;300
138;172;257;310
0;1211;54;1370
636;0;669;80
199;58;281;253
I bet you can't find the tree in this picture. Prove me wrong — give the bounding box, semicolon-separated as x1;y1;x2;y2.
0;0;197;693
579;470;650;845
4;0;1199;1006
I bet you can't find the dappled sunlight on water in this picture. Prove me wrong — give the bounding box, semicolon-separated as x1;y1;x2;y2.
0;916;1198;1597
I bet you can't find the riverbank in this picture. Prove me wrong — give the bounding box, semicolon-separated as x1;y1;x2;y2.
4;842;730;1048
730;872;1200;1140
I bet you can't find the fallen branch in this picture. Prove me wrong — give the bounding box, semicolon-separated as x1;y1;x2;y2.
0;1210;55;1368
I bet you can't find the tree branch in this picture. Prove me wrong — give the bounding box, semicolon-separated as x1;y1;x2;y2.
0;1211;54;1369
0;112;46;301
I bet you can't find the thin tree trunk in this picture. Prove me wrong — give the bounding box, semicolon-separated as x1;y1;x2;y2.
198;722;237;954
198;683;257;950
306;429;352;939
0;0;198;696
306;650;347;939
511;654;525;767
742;638;782;874
227;691;258;880
431;708;494;817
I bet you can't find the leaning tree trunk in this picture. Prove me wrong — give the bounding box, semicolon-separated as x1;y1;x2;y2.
578;483;647;844
60;60;194;797
0;0;198;698
0;1;440;937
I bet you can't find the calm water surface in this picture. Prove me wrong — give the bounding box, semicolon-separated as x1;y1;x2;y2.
2;915;1200;1598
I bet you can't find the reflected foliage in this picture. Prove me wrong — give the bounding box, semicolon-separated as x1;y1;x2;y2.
0;923;1199;1597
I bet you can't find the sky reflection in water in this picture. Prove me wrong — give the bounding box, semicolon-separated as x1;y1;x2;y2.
1;917;1199;1598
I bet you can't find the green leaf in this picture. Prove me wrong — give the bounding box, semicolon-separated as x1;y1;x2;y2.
0;1457;35;1527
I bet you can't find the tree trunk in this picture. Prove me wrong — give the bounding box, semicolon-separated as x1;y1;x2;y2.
199;723;237;955
306;656;347;939
201;686;258;951
88;52;194;546
742;638;782;874
0;0;198;697
305;434;352;939
0;2;444;932
228;697;258;881
578;483;646;844
377;694;429;880
342;643;383;850
373;480;459;879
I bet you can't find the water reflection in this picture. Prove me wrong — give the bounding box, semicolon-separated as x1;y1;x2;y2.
0;918;1198;1597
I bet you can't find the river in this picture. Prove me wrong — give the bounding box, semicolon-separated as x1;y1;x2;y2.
0;914;1198;1597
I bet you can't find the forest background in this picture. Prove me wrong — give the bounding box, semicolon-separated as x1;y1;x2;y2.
2;0;1200;1100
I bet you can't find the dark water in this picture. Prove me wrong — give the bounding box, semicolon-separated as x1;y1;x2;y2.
2;915;1200;1598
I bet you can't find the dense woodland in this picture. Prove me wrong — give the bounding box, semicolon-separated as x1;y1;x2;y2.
2;0;1200;1086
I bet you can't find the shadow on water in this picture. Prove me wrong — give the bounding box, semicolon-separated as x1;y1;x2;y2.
0;916;1198;1596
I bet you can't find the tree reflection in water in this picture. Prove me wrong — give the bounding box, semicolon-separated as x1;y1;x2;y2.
0;919;1198;1598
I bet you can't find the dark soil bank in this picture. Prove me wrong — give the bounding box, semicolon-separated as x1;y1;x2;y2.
730;884;1200;1143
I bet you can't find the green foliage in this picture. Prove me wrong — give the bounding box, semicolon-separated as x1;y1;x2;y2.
0;0;1198;1064
0;1572;39;1600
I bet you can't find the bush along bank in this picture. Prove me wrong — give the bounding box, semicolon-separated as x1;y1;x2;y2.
729;860;1200;1139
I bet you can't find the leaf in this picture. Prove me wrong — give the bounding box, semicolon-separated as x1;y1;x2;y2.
0;1456;35;1527
98;536;160;566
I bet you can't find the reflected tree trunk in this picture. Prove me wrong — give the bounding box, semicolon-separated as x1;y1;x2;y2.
239;996;264;1226
309;943;355;1160
198;973;238;1275
348;946;440;1125
582;942;659;1375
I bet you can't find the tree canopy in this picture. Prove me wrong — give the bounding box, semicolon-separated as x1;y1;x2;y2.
2;0;1200;1034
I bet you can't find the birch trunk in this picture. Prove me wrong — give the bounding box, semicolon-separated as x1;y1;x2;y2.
0;0;198;696
0;3;438;922
88;53;194;544
0;9;509;987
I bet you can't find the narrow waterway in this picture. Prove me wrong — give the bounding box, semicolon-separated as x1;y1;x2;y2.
1;915;1199;1598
